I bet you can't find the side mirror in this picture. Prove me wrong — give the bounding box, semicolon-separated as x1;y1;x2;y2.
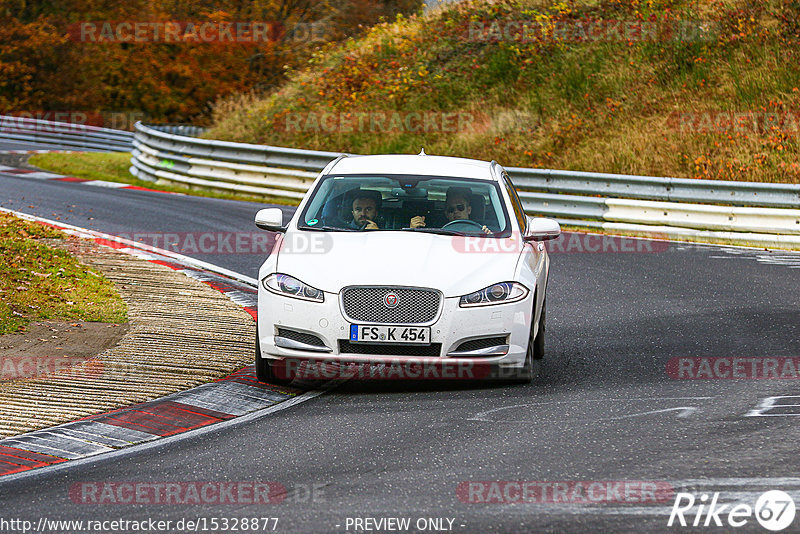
524;217;560;241
255;208;286;232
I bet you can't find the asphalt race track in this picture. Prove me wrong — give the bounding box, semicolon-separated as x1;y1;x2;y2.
1;167;800;533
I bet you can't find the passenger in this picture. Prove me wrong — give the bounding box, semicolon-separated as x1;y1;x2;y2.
410;187;490;234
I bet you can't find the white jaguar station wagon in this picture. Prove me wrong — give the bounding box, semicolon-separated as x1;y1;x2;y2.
254;152;560;384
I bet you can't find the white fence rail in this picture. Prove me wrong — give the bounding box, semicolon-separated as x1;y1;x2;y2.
130;122;800;247
5;117;797;248
0;115;133;151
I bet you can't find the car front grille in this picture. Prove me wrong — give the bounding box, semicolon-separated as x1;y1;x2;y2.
341;286;441;324
338;340;442;357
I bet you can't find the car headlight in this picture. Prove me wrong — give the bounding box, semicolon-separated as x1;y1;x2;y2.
459;282;529;307
262;273;324;302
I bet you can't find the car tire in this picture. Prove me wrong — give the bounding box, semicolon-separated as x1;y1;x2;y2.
255;333;294;386
254;332;269;382
533;297;546;360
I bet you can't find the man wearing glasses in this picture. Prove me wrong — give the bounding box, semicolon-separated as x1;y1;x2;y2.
409;186;491;234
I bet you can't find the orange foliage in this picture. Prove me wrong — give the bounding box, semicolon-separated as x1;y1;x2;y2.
0;0;421;125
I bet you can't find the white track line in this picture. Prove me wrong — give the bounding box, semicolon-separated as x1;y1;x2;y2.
0;207;258;286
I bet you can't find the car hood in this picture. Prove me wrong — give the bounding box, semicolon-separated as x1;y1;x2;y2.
275;230;522;297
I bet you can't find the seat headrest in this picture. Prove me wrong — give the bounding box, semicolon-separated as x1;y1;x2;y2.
470;193;485;220
345;188;382;207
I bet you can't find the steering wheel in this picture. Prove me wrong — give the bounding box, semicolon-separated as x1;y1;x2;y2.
442;219;485;232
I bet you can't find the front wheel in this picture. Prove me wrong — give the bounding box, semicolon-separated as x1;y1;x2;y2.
255;333;294;385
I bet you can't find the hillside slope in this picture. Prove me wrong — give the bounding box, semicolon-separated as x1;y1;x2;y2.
206;0;800;183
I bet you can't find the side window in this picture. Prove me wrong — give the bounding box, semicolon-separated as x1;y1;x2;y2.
502;172;527;232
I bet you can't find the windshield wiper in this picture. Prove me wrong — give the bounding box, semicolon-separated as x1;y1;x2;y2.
401;227;467;236
301;225;360;232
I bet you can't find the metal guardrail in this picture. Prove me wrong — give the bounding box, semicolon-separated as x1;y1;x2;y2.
508;167;800;209
133;122;338;172
3;115;794;246
147;124;207;137
129;122;800;243
131;123;322;199
0;115;133;152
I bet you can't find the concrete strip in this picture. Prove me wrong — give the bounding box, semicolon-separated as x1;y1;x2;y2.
53;421;159;447
0;437;97;460
17;171;66;179
83;180;129;188
5;430;116;457
170;381;286;416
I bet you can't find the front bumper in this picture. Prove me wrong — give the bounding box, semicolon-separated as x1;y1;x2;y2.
256;285;534;369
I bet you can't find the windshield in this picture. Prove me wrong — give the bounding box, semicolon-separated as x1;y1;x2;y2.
298;174;512;236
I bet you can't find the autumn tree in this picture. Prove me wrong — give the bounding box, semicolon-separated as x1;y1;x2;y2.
0;0;422;125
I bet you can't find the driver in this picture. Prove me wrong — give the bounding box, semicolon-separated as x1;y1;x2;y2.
348;191;380;230
410;187;490;234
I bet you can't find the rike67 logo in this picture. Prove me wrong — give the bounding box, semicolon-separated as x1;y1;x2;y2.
668;490;796;531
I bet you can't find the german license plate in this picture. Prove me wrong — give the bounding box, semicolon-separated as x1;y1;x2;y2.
350;325;430;344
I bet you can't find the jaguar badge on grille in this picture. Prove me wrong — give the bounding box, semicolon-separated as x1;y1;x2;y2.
384;292;399;309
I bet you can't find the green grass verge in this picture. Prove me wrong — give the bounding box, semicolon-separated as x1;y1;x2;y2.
28;152;299;205
0;212;127;334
